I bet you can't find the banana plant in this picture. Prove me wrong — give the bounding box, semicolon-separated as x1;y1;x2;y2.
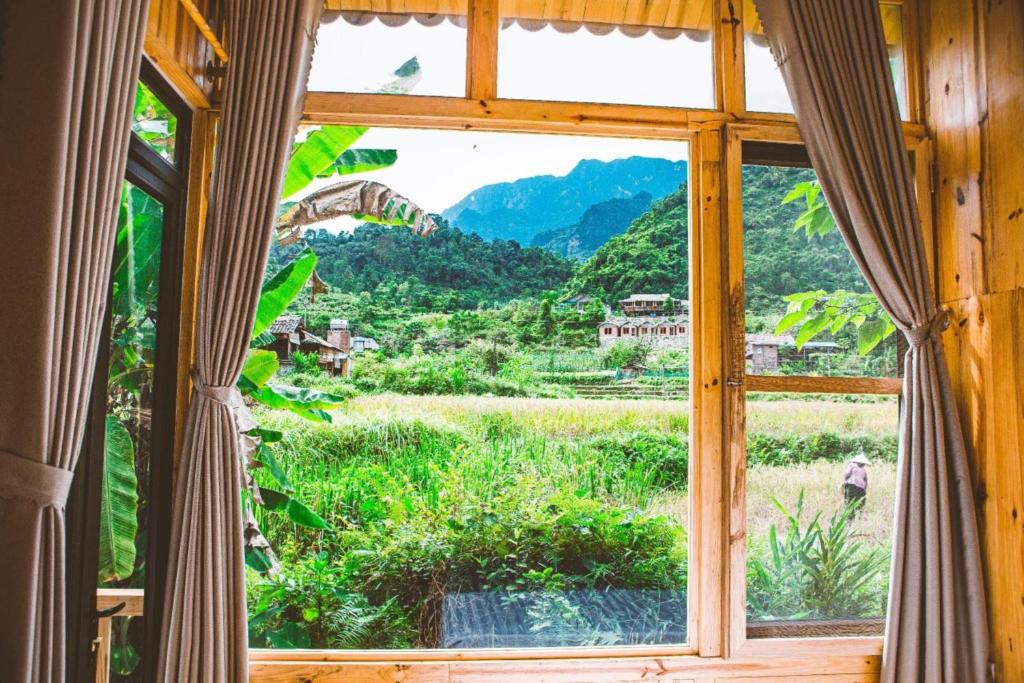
775;180;896;355
98;184;164;584
274;57;437;246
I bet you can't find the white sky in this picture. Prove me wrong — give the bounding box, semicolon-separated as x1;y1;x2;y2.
301;17;794;232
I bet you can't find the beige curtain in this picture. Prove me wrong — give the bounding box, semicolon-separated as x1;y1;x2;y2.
155;2;322;680
0;3;149;681
753;1;990;681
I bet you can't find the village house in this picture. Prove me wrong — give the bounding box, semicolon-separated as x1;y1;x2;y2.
745;333;841;373
618;293;687;317
598;316;689;349
265;315;352;377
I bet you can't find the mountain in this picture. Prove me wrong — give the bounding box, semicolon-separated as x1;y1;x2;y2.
442;156;687;245
569;187;689;306
266;219;576;309
569;165;869;317
530;192;654;261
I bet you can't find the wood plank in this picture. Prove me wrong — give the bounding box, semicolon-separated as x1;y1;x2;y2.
144;0;220;108
174;110;216;460
466;0;498;99
250;653;880;682
96;588;146;617
722;125;746;656
690;124;727;657
300;92;928;140
744;375;903;396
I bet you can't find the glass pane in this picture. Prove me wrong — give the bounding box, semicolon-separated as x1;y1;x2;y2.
248;126;691;650
742;162;899;378
745;394;896;636
498;0;714;107
743;1;909;119
310;7;468;97
98;181;165;679
131;81;177;162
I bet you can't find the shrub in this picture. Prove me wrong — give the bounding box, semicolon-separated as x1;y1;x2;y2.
746;491;888;620
291;350;323;375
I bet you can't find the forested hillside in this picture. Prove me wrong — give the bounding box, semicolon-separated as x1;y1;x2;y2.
267;162;869;327
568;188;689;305
267;219;575;310
741;165;868;315
442;156;687;244
531;192;654;261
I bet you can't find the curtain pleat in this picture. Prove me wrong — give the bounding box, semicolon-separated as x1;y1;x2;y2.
0;2;149;681
155;2;322;680
753;2;990;681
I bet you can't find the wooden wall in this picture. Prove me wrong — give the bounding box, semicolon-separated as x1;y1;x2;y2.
923;0;1024;680
144;0;223;108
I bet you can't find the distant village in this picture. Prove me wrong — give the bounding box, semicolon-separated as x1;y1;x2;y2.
582;292;838;373
261;292;840;379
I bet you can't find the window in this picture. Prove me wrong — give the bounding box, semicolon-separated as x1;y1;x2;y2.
69;60;191;682
743;0;910;119
497;0;714;107
312;5;469;97
738;141;900;639
245;127;693;652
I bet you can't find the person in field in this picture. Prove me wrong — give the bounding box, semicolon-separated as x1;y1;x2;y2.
842;454;870;516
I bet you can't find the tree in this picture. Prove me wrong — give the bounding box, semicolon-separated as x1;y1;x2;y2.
773;181;896;355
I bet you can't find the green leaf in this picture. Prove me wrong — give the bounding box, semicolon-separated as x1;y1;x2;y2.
98;415;138;582
245;546;275;574
857;318;892;355
250;330;277;349
247;383;346;421
110;642;141;677
254;428;283;443
774;307;809;335
256;443;293;492
241;350;279;389
285;498;331;530
267;621;311;649
259;487;290;511
251;248;317;338
317;148;398;179
282;126;367;199
112;185;163;319
795;312;832;348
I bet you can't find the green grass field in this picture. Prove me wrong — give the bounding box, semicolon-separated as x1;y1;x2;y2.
249;393;897;649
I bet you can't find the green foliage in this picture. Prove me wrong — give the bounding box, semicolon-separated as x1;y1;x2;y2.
747;492;888;620
767;174;896;356
268;222;575;311
775;289;897;355
251;248;318;338
569;187;688;305
601;340;653;369
248;550;415;649
291;350;323;375
98;416;139;582
282;126;368;199
131;81;176;160
782;180;836;238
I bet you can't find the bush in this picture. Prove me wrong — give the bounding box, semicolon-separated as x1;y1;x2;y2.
291;350;323;375
746;491;888;620
747;432;898;467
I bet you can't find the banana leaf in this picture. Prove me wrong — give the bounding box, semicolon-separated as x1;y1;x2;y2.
251;248;317;338
276;180;438;243
282;126;367;199
316;148;398;179
241;349;279;388
98;415;138;582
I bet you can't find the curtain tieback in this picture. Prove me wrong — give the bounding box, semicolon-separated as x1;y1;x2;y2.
906;308;950;347
0;448;73;508
191;367;236;404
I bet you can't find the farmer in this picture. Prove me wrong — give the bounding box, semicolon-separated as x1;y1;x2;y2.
842;454;870;515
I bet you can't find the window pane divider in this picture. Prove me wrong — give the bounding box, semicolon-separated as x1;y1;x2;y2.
745;375;903;395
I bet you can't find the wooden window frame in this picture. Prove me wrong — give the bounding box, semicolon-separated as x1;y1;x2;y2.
165;0;930;679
